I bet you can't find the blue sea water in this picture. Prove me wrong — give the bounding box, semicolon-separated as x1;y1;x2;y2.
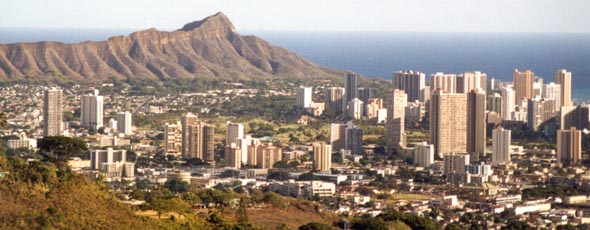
1;29;589;103
248;31;590;103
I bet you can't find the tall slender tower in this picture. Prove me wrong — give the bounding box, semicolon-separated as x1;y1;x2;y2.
500;87;515;120
225;143;242;169
313;142;332;172
386;89;408;152
43;88;63;136
164;121;182;156
492;127;511;166
343;72;359;113
330;123;347;152
181;113;199;157
467;90;487;160
557;127;581;166
513;69;535;104
555;69;572;107
430;90;467;155
226;122;244;146
542;82;561;111
392;70;425;102
202;124;216;163
80;89;104;129
296;86;313;108
326;87;345;115
116;111;133;135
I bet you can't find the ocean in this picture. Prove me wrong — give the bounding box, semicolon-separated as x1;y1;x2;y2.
1;28;589;103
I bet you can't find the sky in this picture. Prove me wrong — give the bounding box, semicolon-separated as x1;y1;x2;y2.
0;0;589;33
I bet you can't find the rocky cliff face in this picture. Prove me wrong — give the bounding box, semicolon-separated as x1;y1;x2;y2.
0;12;338;81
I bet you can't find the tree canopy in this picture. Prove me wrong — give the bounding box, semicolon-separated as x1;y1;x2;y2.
38;136;88;164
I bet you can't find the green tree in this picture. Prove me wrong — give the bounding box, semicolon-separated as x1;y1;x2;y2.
298;222;332;230
268;171;290;181
165;179;189;193
351;217;388;230
38;136;88;165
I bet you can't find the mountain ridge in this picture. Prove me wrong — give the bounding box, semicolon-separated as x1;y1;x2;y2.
0;12;340;81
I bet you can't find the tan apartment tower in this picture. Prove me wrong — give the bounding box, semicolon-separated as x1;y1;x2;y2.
313;142;332;172
513;69;534;104
43;88;63;136
386;89;408;152
557;127;581;167
430;90;467;155
326;87;344;115
392;70;425;102
181;113;199;158
555;69;572;107
467;90;487;161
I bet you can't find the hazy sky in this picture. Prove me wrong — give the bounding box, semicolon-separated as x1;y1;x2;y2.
1;0;588;33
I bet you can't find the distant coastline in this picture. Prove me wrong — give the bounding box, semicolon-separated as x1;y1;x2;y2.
1;28;588;103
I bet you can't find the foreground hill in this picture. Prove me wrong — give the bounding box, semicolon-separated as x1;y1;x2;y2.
0;156;207;229
0;12;339;81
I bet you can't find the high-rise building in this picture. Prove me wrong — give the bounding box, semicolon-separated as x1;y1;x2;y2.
343;73;359;112
488;78;503;91
296;86;313;108
467;90;487;160
430;90;467;155
365;98;383;119
226;122;244;146
358;87;372;104
345;121;363;154
225;143;242;169
43;88;63;136
555;69;572;107
413;142;434;167
560;105;590;130
80;89;104;129
557;127;581;167
347;98;364;119
405;101;425;125
90;148;134;178
164;121;182;156
201;125;215;163
325;87;344;115
386;89;408;152
527;97;557;131
179;114;215;162
500;87;515;120
492;127;511;166
513;69;535;104
116;111;133;135
443;152;470;184
181;113;199;157
255;143;282;169
392;70;425;102
236;135;258;164
487;93;502;114
532;77;543;98
457;71;487;93
542;82;561;111
90;148;126;169
330;123;347;153
430;72;457;94
313;142;332;172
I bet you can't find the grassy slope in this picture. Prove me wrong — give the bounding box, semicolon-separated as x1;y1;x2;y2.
0;156;208;230
225;197;338;229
